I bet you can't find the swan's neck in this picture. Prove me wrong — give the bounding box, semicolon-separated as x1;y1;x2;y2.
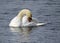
22;16;29;25
17;9;32;20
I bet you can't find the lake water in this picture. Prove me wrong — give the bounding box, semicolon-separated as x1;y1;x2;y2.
0;0;60;43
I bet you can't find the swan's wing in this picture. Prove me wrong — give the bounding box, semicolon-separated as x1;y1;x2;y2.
32;17;47;26
24;17;46;27
36;23;46;26
32;17;39;23
25;22;46;27
24;22;35;26
9;16;21;27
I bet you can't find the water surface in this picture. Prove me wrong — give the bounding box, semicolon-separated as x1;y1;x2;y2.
0;0;60;43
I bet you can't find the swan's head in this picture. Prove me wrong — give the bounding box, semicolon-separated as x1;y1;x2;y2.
17;9;32;22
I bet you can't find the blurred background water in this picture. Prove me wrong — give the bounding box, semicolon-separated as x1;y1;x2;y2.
0;0;60;43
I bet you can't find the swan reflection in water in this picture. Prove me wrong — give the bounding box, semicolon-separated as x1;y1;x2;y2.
9;23;47;42
9;26;36;35
9;26;36;42
9;25;46;42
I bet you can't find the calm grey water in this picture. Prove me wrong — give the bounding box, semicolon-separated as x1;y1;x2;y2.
0;0;60;43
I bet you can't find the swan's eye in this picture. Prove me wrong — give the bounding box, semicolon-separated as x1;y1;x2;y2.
28;17;32;22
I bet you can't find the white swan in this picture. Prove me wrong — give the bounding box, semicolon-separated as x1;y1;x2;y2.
9;9;45;27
